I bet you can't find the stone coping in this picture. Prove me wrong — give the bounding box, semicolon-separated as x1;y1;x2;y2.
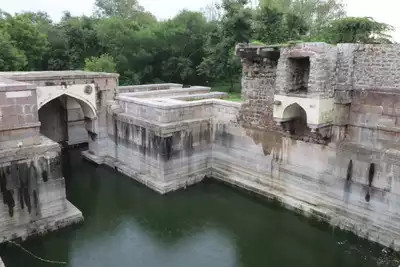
172;92;229;101
119;83;182;90
119;86;211;98
0;122;41;131
0;77;36;91
0;70;119;81
118;95;241;109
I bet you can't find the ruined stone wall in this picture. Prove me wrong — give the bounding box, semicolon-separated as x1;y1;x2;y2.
347;44;400;144
275;43;337;97
229;43;400;250
236;46;279;130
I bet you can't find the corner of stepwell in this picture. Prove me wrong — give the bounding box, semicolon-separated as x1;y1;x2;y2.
1;42;400;252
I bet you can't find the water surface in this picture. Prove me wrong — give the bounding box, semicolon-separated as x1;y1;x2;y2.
1;148;398;267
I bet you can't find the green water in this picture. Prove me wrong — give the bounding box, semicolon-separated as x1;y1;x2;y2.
1;148;398;267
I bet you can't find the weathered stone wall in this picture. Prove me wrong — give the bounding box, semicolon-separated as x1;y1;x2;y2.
236;45;279;130
0;76;83;243
275;43;337;97
0;137;82;242
0;78;40;149
231;43;400;250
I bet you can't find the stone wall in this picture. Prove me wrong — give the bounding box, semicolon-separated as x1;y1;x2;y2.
236;45;279;130
0;78;40;149
275;43;337;97
0;76;83;243
232;42;400;250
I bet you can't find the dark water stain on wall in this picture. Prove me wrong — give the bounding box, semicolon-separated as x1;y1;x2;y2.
0;165;15;217
160;137;173;160
39;157;48;182
184;131;194;157
344;160;353;203
365;163;376;202
0;159;42;217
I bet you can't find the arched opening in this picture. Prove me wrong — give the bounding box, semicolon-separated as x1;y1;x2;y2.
38;94;96;146
281;103;308;136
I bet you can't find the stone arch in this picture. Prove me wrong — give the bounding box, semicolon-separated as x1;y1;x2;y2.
38;93;97;145
38;92;97;119
281;103;308;136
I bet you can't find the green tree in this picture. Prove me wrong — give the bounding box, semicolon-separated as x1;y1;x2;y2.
95;16;153;84
58;15;102;69
0;29;27;71
259;0;345;37
84;54;116;72
95;0;144;18
0;12;49;70
156;11;211;84
252;7;286;44
322;17;394;44
198;0;252;91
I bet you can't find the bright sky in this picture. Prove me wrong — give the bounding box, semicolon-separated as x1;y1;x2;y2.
1;0;399;42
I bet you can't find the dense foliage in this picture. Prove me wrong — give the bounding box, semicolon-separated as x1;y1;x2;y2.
0;0;394;87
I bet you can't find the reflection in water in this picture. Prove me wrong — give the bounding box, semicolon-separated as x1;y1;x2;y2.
1;148;399;267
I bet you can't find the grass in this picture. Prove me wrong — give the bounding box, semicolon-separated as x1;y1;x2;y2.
211;81;242;102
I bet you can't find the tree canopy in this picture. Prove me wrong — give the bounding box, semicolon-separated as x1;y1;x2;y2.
0;0;395;86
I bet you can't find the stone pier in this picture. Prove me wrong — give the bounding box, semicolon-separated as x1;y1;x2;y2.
0;77;82;242
0;71;118;242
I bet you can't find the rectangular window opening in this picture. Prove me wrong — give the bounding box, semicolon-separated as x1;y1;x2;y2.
288;57;310;93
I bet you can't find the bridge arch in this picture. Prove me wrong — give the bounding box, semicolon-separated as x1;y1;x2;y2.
38;92;97;119
38;93;97;145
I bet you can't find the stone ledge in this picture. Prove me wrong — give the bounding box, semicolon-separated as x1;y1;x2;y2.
0;70;119;81
81;150;105;165
0;122;41;132
0;201;83;244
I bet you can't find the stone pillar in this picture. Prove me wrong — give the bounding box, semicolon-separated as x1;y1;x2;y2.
235;45;280;130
